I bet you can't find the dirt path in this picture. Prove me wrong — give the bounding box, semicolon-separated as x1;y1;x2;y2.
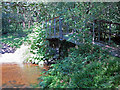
94;42;120;58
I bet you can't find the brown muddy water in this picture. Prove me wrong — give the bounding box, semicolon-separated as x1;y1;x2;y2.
0;63;49;88
0;44;49;88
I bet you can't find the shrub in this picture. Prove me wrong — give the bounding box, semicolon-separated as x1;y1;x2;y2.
26;22;50;64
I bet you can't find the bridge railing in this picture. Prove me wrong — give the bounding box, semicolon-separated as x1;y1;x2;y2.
42;16;80;40
41;15;120;46
42;16;69;39
92;19;120;45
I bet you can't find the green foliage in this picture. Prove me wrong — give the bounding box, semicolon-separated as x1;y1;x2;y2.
27;22;50;63
1;28;32;48
1;35;24;48
2;12;23;34
39;44;120;88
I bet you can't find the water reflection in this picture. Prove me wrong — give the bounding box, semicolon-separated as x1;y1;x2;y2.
1;63;49;88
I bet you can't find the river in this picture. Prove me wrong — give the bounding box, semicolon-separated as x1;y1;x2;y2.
0;63;49;88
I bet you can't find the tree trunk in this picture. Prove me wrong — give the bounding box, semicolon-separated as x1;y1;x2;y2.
28;20;30;28
23;21;25;29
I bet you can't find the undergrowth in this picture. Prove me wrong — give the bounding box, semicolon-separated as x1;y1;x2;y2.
39;44;120;88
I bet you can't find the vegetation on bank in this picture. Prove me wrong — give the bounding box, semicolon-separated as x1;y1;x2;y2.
39;45;120;88
1;28;33;48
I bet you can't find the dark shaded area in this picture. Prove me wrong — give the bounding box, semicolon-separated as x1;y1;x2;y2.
111;36;120;45
45;38;76;64
94;19;120;25
88;19;120;46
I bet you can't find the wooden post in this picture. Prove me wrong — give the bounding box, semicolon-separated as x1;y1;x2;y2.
103;24;105;41
59;17;63;39
93;21;95;44
118;25;120;36
46;21;47;38
109;23;111;44
83;20;85;43
67;22;69;34
98;21;100;41
49;20;51;38
54;18;56;38
74;21;76;32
